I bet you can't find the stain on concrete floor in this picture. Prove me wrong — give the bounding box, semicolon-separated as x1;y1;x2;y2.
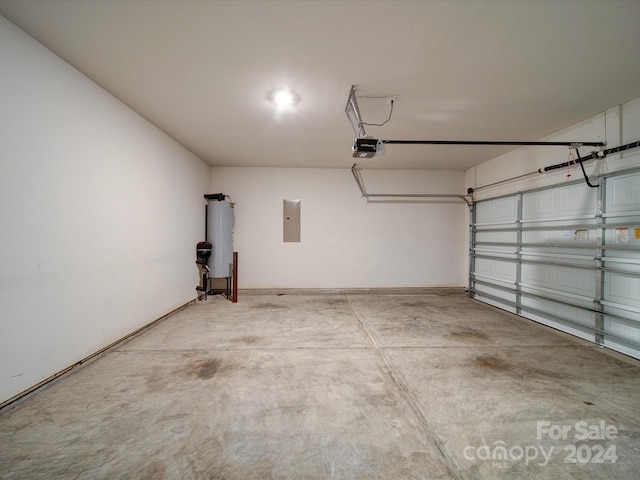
473;354;510;371
185;357;226;380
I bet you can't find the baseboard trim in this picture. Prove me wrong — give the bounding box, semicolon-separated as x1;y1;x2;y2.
0;298;196;413
237;287;465;296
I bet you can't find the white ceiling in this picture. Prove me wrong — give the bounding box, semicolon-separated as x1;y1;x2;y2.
2;0;640;170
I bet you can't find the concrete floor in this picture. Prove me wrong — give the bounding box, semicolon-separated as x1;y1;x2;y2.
1;291;639;479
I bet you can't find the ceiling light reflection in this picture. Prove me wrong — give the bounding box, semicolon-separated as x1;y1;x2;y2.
269;88;299;109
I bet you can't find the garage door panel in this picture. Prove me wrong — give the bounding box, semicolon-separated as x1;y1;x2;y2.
521;296;593;328
520;310;594;342
474;284;517;313
604;228;640;249
605;316;640;339
475;196;518;223
557;266;594;293
522;184;596;221
520;263;551;286
471;169;640;360
474;258;516;283
522;228;598;245
602;339;640;360
604;272;640;309
607;172;640;212
476;230;517;244
520;264;594;298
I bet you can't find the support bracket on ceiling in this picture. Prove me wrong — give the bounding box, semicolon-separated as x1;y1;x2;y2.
345;85;367;139
351;163;472;208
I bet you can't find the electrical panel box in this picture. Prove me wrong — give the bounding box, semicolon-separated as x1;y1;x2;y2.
283;199;301;242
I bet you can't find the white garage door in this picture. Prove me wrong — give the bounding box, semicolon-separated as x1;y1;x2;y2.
470;168;640;359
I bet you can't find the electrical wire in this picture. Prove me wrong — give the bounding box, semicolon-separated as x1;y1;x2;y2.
363;100;394;127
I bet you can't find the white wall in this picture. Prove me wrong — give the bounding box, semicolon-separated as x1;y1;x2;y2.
466;97;640;200
0;17;209;405
211;167;467;289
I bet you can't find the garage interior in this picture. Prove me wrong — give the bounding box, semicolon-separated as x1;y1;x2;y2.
1;1;640;479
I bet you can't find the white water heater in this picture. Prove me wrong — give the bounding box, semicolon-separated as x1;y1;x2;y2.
205;195;235;278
